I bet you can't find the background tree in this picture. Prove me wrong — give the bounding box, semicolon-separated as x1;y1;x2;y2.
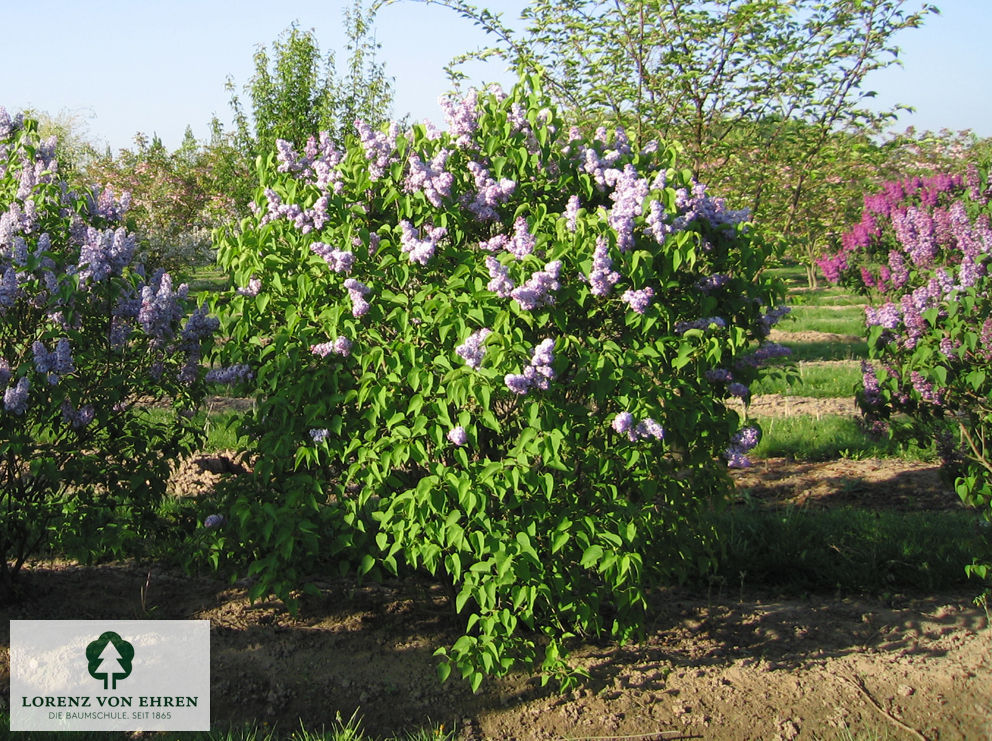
390;0;938;286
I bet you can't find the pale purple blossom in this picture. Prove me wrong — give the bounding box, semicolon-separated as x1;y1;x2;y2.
447;425;468;446
204;514;226;529
621;286;654;314
310;428;330;444
565;195;581;232
511;261;561;311
3;375;29;415
456;328;492;369
485;256;515;297
587;237;620;296
237;277;262;296
399;220;446;265
311;243;355;274
205;364;254;384
344;278;371;317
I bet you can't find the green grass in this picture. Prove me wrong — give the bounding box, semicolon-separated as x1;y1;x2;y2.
0;712;455;741
704;504;992;594
751;362;864;398
750;414;937;462
774;339;869;363
142;407;246;453
790;291;867;307
777;305;867;336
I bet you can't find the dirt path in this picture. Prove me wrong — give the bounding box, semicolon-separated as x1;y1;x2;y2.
2;563;989;740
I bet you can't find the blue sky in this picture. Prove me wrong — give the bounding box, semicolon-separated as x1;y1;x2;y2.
1;0;988;152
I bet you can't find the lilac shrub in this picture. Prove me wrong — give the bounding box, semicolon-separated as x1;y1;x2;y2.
0;110;219;593
212;76;785;688
819;164;992;585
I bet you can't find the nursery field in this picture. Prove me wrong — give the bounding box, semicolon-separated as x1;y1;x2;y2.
3;265;991;741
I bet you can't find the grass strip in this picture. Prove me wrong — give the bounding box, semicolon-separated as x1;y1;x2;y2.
701;505;992;595
750;414;937;462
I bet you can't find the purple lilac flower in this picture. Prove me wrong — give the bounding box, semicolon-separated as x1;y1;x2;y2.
3;375;29;415
466;161;515;221
311;243;355;274
864;303;901;330
861;361;881;406
205;364;254;384
565;195;581;232
910;370;941;405
405;149;454;208
399;220;446;265
311;337;352;358
447;426;468;446
587;237;620;296
355;119;400;179
696;274;730;293
478;234;509;253
511;261;561;310
61;401;95;429
706;368;733;383
621;287;654;314
310;428;330;444
54;338;74;375
504;338;556;395
343;278;371;317
724;426;760;468
439;89;480;147
980;318;992;361
759;305;791;336
939;336;958;359
507;217;536;260
139;271;188;342
204;514;226;529
735;343;792;368
607;164;649;252
727;382;750;399
612;412;664;442
237;277;262;296
455;328;492;370
77;227;137;286
674;316;726;334
485;256;515;297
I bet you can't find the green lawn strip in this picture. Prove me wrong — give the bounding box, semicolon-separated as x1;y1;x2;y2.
789;291;868;307
752;361;864;398
141;407;245;453
777;305;868;336
701;504;992;595
773;339;869;363
749;414;937;463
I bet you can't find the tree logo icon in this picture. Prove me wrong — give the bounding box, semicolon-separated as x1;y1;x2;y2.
85;632;134;690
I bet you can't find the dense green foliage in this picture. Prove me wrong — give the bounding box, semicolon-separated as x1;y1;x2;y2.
210;76;786;686
0;111;215;594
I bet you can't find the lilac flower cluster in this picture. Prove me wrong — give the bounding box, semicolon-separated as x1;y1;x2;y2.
405;149;454;208
724;426;759;468
511;261;561;311
176;306;220;385
399;220;446;265
310;428;330;444
3;375;29;415
734;342;792;368
139;271;189;344
455;328;492;370
32;338;74;384
621;286;654;314
77;227;137;286
672;182;750;231
61;400;95;429
311;336;353;358
86;185;131;223
343;278;371;317
273;133;344;194
439;89;480;148
758;305;791;336
695;274;730;293
237;277;262;296
311;242;355;274
606;164;649;252
674;316;726;334
205;364;254;384
861;361;881;406
587;237;620;296
504;339;555;395
611;412;665;442
355;119;400;179
507;217;536;260
204;514;226;529
564;195;581;232
485;255;514;297
447;425;468;446
465;161;515;221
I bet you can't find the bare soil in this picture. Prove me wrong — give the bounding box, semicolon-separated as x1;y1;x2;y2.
3;455;991;740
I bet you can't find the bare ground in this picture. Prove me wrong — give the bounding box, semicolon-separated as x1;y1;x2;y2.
4;455;991;739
